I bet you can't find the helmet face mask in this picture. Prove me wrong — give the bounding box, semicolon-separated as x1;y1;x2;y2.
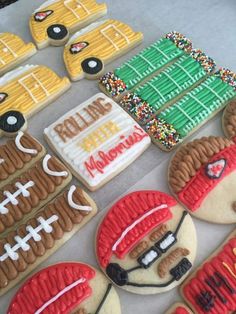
96;191;197;294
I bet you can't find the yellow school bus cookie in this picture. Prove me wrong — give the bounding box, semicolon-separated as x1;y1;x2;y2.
63;19;143;80
0;64;71;136
29;0;107;49
0;33;36;75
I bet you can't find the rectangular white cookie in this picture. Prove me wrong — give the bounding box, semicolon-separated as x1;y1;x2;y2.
44;93;151;190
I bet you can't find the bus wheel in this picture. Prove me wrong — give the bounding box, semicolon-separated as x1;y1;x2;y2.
0;111;26;135
47;24;68;42
81;57;103;77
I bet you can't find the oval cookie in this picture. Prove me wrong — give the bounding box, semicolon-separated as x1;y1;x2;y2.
165;302;193;314
169;135;236;224
7;262;121;314
222;98;236;141
96;190;197;294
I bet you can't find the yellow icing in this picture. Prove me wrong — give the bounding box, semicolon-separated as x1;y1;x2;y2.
0;65;70;117
0;33;36;72
79;120;120;152
29;0;107;46
63;19;143;79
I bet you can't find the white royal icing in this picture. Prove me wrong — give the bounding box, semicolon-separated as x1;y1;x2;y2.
141;249;158;266
159;233;175;250
0;65;38;86
112;204;168;251
15;131;38;155
0;181;34;215
67;20;107;45
42;154;68;177
0;158;4;164
0;215;58;262
67;185;92;211
35;277;86;314
44;93;151;188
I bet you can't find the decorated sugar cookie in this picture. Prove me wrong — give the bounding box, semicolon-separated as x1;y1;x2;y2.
169;136;236;224
181;229;236;314
44;93;151;191
0;131;45;189
96;190;197;294
99;31;193;100
120;49;216;125
165;302;193;314
0;154;72;237
7;262;120;314
29;0;107;49
222;98;236;141
0;186;97;296
146;68;236;151
63;19;143;80
0;64;71;136
0;33;36;75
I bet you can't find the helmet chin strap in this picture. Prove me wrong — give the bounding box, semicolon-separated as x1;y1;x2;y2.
106;211;191;288
94;283;112;314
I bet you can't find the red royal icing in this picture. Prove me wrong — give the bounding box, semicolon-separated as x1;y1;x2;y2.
84;126;149;178
178;144;236;211
183;237;236;314
7;263;95;314
173;306;190;314
96;191;176;268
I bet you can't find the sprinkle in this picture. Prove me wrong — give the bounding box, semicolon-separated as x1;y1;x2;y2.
120;93;155;123
190;49;216;74
99;72;127;97
145;116;180;150
215;68;236;90
166;31;192;52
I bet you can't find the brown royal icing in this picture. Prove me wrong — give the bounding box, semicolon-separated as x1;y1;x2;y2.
0;133;43;181
0;156;70;235
53;97;112;143
169;136;233;193
0;186;92;289
224;99;236;139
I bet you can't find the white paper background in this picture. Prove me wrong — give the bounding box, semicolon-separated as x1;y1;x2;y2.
0;0;235;313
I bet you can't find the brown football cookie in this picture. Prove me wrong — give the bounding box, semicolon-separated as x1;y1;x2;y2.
0;131;46;189
0;185;97;296
0;154;72;237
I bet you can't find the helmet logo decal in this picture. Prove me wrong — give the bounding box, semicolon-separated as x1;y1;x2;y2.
205;159;226;179
70;41;89;54
34;10;53;22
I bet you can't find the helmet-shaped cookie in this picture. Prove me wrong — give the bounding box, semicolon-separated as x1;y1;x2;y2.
169;136;236;224
96;190;197;294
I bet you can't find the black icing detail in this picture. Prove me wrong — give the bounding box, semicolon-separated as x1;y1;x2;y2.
34;10;53;22
106;263;128;286
205;158;226;179
196;291;215;312
0;111;25;134
95;283;112;314
47;24;68;41
0;0;18;9
137;247;160;269
0;92;8;103
169;257;192;280
70;41;89;54
81;57;103;76
155;231;177;253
